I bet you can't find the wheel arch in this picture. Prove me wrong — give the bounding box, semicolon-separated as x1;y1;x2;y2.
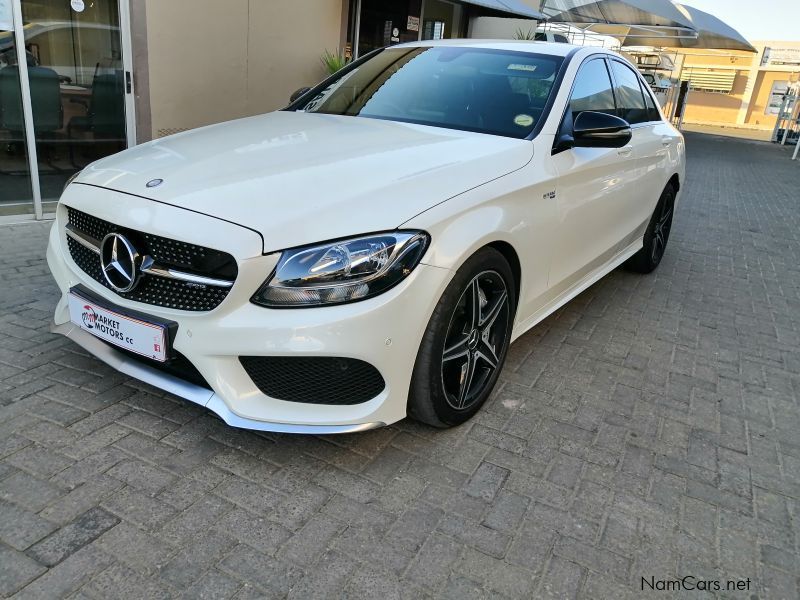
486;241;521;307
667;173;680;192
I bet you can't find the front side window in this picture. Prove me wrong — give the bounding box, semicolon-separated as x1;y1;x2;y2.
292;47;563;139
609;60;648;124
569;58;616;118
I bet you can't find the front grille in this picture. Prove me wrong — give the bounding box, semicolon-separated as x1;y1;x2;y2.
66;207;237;311
240;356;385;405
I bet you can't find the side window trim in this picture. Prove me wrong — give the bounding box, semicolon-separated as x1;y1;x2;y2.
609;57;662;124
566;56;618;118
552;54;618;154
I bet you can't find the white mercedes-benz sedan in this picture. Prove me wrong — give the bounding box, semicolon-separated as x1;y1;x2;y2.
47;40;684;433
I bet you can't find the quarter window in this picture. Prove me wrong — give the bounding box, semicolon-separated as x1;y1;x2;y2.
643;86;662;122
569;59;616;118
609;60;648;124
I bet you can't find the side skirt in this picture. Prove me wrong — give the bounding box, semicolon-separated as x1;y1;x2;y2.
510;239;643;342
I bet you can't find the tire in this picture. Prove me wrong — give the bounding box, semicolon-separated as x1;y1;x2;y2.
408;247;516;428
626;183;676;274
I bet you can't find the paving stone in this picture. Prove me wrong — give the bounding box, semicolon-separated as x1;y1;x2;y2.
0;470;63;512
180;568;241;599
454;547;536;597
25;507;119;567
285;550;356;599
13;543;114;599
0;544;47;597
405;532;463;590
96;522;174;575
218;544;303;596
0;499;57;551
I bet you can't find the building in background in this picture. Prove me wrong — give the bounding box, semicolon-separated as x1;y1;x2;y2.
673;41;800;130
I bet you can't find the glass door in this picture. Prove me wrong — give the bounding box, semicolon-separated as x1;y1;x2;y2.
0;14;35;216
21;0;130;213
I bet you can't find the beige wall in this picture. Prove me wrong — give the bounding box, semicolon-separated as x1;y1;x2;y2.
678;41;800;130
142;0;345;139
682;71;749;125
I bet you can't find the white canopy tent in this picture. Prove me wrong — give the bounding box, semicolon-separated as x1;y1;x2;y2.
463;0;547;19
540;0;756;52
674;4;755;52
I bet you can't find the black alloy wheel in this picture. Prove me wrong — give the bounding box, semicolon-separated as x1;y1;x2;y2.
441;271;510;410
408;247;516;427
626;183;676;273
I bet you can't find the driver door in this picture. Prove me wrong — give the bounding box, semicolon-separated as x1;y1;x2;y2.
548;57;637;291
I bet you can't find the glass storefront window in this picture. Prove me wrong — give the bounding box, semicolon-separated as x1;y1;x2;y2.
0;23;35;216
22;0;127;212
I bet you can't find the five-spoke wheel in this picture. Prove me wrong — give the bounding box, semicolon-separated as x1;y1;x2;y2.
409;248;515;427
441;271;510;411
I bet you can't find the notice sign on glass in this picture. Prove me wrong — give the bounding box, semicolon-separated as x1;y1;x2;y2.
0;0;12;31
407;16;420;32
766;81;789;115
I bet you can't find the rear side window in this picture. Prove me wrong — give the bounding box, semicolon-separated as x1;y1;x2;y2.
609;60;648;124
643;86;661;121
569;58;616;118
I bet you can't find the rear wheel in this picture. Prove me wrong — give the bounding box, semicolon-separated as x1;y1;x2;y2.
408;248;515;428
626;183;675;273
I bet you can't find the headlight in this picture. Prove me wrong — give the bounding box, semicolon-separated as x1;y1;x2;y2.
251;231;430;308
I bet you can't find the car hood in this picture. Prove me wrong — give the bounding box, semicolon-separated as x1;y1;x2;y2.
77;111;533;253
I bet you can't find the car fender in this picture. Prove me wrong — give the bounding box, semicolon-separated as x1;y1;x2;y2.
402;154;560;327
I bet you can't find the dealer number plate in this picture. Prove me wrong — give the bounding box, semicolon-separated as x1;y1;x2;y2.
68;293;168;362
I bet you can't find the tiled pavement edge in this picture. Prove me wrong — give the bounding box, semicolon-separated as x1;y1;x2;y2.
0;133;798;599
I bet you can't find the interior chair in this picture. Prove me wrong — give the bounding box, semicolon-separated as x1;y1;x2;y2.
0;64;63;142
67;67;126;167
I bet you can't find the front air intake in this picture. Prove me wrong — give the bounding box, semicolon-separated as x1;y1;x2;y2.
239;356;385;405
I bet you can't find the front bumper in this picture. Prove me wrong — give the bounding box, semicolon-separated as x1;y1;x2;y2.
47;192;452;433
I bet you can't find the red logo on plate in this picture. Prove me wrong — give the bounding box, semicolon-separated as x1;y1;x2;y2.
82;305;97;329
154;343;161;353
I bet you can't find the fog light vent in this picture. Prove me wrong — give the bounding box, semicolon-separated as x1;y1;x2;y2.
239;356;385;405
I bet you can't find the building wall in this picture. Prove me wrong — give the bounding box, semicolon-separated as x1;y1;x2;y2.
682;71;749;125
677;41;800;130
140;0;345;140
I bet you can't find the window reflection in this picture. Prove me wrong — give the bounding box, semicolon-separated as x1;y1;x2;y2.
0;29;35;215
2;0;128;208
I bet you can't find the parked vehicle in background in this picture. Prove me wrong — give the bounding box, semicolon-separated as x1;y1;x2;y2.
535;29;570;43
47;40;685;433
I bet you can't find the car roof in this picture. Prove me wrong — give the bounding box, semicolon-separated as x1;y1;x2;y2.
392;39;592;58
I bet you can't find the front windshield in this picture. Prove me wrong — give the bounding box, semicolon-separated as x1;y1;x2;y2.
292;47;564;139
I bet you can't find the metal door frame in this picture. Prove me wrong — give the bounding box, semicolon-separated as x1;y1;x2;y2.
9;0;136;220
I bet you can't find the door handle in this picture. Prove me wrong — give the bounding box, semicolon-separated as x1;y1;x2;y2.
661;137;672;146
617;147;633;157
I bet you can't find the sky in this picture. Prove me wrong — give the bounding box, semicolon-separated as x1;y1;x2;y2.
681;0;800;42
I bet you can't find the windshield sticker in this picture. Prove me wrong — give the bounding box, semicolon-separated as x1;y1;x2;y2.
508;64;537;72
514;114;534;127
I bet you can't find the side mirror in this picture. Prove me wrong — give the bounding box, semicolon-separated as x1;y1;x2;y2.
573;111;632;148
289;86;311;103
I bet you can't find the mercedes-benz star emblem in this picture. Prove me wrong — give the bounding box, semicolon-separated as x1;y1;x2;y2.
100;233;140;292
